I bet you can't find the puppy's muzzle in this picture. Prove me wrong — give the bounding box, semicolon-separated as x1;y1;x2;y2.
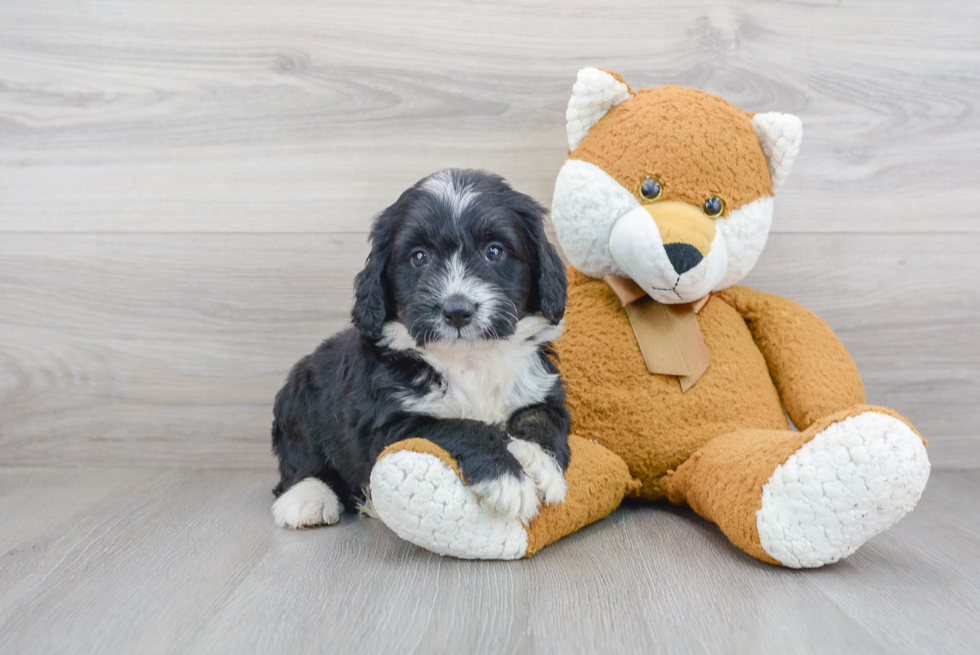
441;296;476;329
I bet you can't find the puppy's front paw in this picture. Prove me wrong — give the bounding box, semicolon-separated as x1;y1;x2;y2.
471;473;540;525
272;477;342;529
507;438;568;505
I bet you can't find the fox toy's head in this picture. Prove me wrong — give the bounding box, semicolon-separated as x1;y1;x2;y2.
551;68;802;304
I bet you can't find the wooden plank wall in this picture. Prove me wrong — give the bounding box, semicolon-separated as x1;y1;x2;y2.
1;0;978;468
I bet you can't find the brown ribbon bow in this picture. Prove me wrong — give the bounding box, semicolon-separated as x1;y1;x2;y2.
602;275;711;392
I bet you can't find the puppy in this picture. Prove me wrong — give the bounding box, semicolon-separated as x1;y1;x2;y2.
271;169;571;530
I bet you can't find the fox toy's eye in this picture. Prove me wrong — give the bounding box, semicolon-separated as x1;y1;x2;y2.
485;244;504;262
703;196;724;218
638;177;663;202
410;249;429;267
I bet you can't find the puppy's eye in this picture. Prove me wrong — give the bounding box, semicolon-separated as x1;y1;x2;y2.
410;249;429;267
485;244;504;262
638;177;663;202
702;197;724;218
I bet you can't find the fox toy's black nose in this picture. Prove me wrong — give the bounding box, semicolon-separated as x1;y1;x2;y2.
664;243;703;275
442;299;475;329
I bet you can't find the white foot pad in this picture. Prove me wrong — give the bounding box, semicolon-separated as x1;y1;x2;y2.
758;411;930;568
272;477;342;529
370;451;529;560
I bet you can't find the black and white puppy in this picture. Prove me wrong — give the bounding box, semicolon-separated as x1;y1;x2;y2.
271;169;570;530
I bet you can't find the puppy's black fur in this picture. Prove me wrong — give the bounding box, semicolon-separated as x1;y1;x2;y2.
271;170;570;513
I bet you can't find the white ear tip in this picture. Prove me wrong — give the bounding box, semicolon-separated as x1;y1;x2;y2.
753;112;803;193
566;68;632;151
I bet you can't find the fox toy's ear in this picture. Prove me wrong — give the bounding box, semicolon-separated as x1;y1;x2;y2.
752;112;803;193
566;67;633;151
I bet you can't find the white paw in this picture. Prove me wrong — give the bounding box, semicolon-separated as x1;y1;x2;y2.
272;477;342;529
507;438;568;505
471;473;540;525
757;411;930;568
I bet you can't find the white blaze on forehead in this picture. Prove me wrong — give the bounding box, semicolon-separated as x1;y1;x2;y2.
421;170;479;221
438;252;497;305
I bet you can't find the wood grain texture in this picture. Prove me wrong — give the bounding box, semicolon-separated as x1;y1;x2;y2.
0;466;977;654
1;0;978;469
1;0;979;234
2;3;975;650
1;232;977;468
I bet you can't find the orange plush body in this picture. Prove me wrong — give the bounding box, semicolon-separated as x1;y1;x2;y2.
558;273;901;564
560;276;835;501
369;70;931;566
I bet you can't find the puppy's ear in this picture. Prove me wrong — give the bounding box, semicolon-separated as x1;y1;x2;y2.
351;206;398;341
517;195;566;324
536;232;567;324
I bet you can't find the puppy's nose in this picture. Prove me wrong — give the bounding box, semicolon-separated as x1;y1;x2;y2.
442;299;475;329
664;243;703;275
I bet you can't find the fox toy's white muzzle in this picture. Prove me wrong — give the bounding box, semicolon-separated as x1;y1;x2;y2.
609;205;728;304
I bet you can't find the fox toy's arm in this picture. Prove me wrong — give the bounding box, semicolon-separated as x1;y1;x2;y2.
716;286;865;431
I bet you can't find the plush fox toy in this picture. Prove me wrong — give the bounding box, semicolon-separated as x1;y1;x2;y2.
369;68;931;567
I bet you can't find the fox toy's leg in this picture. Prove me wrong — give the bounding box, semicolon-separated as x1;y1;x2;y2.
370;435;637;559
663;405;930;567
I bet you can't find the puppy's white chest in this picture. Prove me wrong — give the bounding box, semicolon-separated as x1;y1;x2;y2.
382;316;563;424
408;341;556;424
441;352;521;420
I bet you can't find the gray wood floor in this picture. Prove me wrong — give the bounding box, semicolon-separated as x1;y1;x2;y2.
1;466;977;654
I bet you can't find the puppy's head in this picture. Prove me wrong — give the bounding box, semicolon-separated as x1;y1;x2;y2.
351;169;565;345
